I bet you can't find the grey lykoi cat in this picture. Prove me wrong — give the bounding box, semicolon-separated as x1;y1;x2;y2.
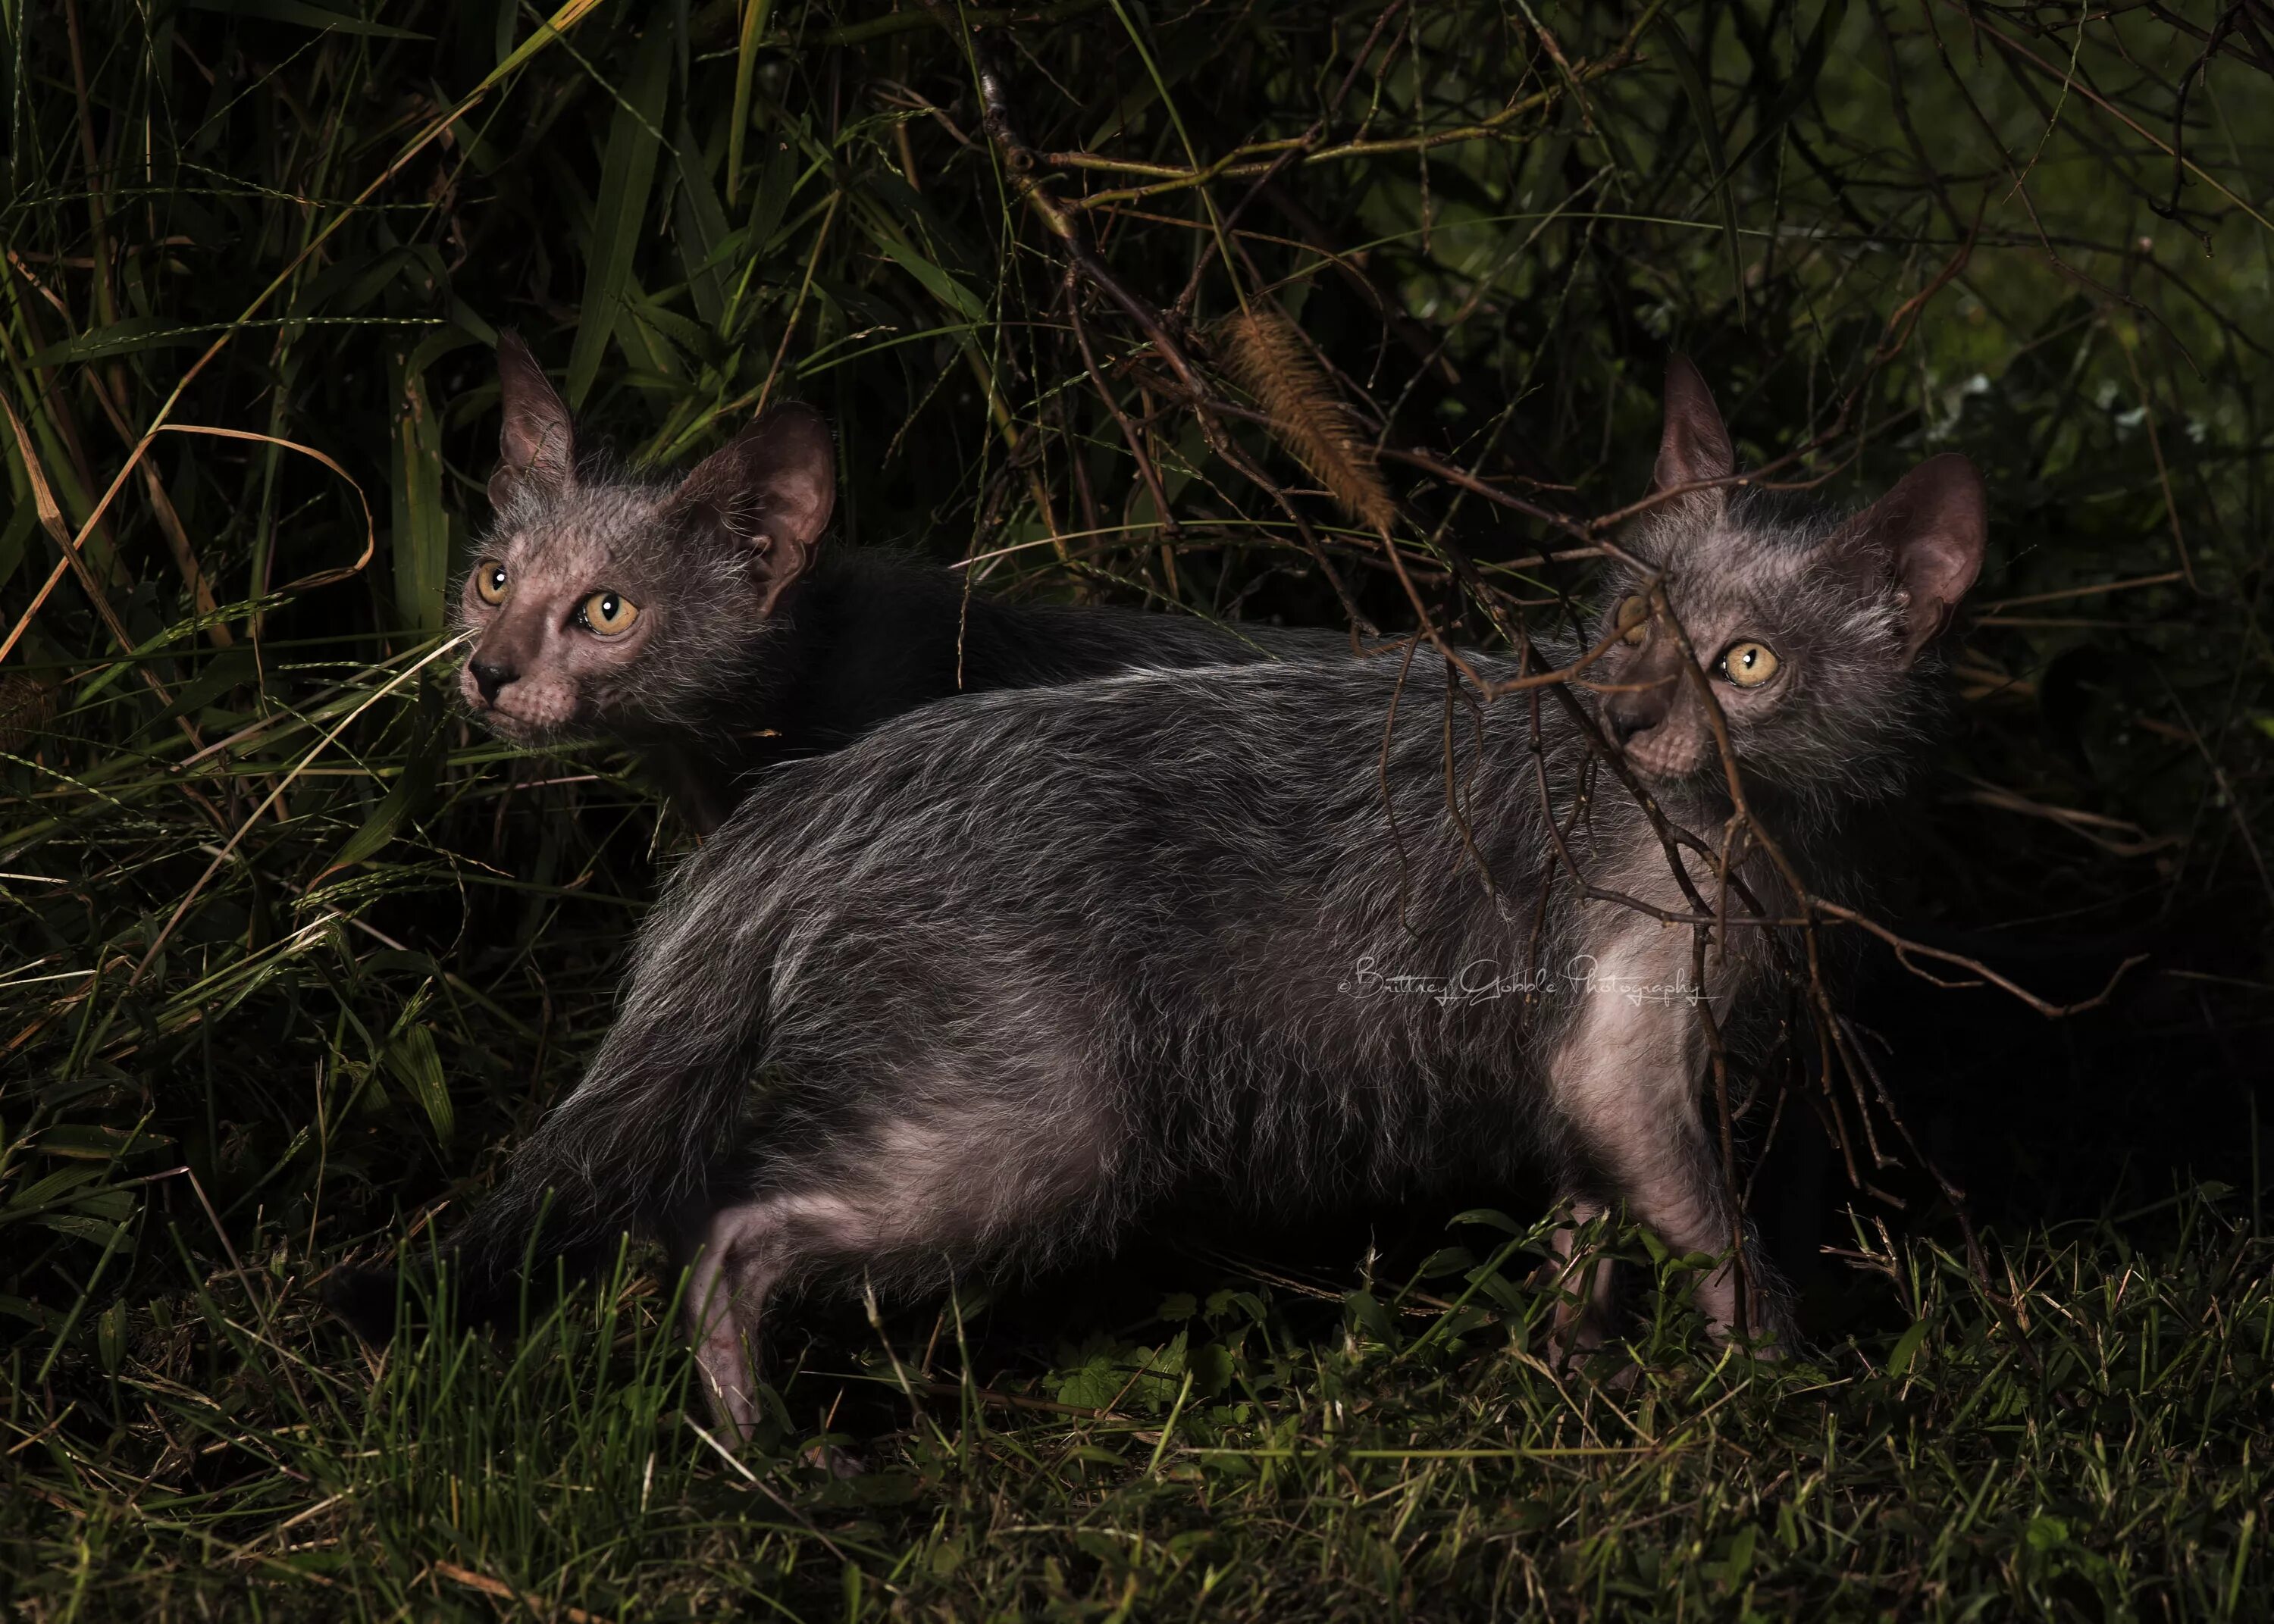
429;357;1987;1435
459;334;1336;831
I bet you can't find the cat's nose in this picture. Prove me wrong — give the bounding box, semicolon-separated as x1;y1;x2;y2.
1603;677;1672;743
470;660;515;703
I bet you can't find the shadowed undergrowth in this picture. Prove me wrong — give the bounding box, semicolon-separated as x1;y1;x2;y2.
11;1203;2272;1618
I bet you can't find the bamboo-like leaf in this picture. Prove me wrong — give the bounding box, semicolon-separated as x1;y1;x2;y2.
748;138;801;255
625;289;713;365
725;0;773;205
614;293;681;383
566;21;675;409
674;117;733;326
857;199;988;324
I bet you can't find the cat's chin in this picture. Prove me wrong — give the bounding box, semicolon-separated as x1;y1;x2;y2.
469;708;589;749
1619;753;1749;802
1615;743;1716;787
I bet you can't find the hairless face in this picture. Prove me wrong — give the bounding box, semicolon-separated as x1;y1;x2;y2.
453;333;835;747
1590;357;1986;807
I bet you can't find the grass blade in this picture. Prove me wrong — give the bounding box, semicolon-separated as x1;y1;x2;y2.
565;20;674;410
724;0;773;206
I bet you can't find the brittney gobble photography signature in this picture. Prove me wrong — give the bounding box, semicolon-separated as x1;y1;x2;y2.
1338;955;1707;1009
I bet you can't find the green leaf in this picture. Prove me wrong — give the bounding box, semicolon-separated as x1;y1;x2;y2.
2025;1514;2072;1552
567;23;675;408
186;0;429;38
746;138;802;261
1722;1522;1758;1585
1884;1319;1931;1378
148;646;258;728
612;289;681;382
857;202;987;324
1447;1207;1530;1237
5;1166;107;1216
36;1125;172;1162
1420;1246;1476;1279
96;1302;127;1372
382;1021;453;1146
673;117;734;327
1055;1350;1124;1411
1187;1342;1232;1398
0;1294;60;1329
847;1471;922;1507
390;352;451;635
318;681;446;878
725;0;774;206
1345;1288;1398;1347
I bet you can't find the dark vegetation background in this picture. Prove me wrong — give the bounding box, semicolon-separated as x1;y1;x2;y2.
2;1;2269;1616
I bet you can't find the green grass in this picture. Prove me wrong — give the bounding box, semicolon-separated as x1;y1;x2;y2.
8;1203;2271;1618
4;0;2271;1616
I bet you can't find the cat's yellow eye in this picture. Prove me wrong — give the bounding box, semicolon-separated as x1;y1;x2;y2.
1615;594;1651;645
1717;640;1781;688
581;590;641;636
476;562;509;605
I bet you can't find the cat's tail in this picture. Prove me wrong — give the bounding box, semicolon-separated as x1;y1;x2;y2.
332;840;782;1341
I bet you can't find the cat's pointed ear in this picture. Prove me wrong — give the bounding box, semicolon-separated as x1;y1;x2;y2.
1837;453;1987;663
1653;353;1737;499
673;404;836;617
490;332;576;508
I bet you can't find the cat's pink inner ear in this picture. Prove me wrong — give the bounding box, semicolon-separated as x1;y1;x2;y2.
493;333;576;502
675;404;838;615
1652;353;1737;494
1847;453;1988;661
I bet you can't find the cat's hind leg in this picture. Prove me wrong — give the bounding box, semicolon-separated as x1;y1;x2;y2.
681;1101;1123;1441
681;1199;794;1441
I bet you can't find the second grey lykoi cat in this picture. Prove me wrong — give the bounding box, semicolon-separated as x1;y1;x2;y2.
462;335;1333;831
438;358;1986;1433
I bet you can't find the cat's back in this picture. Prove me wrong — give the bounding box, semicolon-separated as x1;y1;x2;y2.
694;646;1569;919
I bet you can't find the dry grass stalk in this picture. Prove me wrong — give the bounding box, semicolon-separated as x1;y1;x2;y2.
1214;305;1396;532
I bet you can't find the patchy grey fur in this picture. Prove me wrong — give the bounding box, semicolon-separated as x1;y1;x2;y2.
440;361;1987;1428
